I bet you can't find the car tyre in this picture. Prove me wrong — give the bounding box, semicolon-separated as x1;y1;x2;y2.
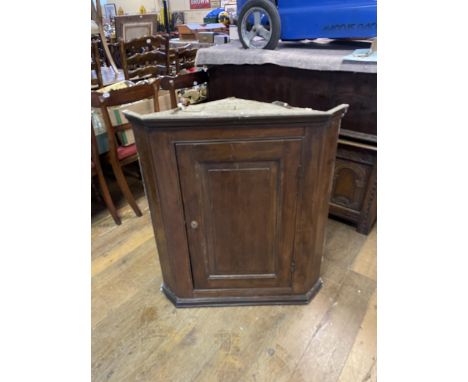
238;0;281;50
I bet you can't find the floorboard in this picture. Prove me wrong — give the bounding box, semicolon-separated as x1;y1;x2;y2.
92;192;377;382
338;290;377;382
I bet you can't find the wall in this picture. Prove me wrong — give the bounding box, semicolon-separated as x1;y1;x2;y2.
165;0;217;24
104;0;218;23
108;0;159;14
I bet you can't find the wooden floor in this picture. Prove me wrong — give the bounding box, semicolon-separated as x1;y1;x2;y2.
92;192;376;382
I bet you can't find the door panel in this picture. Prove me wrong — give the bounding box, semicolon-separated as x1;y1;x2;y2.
202;160;279;278
176;138;303;290
331;158;371;211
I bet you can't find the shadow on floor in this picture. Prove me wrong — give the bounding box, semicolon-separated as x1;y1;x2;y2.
92;161;145;220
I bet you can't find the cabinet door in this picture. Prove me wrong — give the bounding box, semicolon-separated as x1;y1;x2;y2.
331;158;371;211
176;138;303;290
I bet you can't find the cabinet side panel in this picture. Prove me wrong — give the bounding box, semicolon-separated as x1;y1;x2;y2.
292;118;340;293
310;116;342;284
132;125;176;291
143;131;195;298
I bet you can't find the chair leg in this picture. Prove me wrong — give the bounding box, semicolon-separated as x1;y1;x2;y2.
95;171;121;225
91;178;103;204
123;166;142;180
111;161;142;217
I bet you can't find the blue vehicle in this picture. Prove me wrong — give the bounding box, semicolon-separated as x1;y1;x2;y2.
237;0;377;49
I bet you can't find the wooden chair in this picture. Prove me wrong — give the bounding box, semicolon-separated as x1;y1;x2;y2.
121;50;168;81
91;40;104;89
91;82;161;218
164;43;190;75
107;40;121;67
120;34;169;55
174;46;198;73
160;71;209;108
119;34;170;72
91;124;121;225
92;37;111;67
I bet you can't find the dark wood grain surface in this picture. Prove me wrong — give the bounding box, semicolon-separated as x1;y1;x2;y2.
176;139;302;290
126;101;347;306
207;64;376;136
205;64;377;234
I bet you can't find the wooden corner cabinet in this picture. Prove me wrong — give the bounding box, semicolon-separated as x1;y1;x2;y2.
125;98;348;307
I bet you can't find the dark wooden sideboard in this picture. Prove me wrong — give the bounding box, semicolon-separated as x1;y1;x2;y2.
125;98;348;307
206;64;377;234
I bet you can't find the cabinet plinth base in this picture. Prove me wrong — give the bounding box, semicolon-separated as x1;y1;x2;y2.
161;278;323;308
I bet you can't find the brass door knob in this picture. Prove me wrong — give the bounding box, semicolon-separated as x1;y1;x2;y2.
190;220;199;229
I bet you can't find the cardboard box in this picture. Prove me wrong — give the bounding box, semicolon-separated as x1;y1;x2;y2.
109;99;154;126
205;23;227;30
214;34;230;44
158;90;173;111
177;23;227;40
177;24;199;40
95;131;109;155
112;99;154;146
92;99;153;147
91;109;109;154
198;31;215;43
92;91;174;152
